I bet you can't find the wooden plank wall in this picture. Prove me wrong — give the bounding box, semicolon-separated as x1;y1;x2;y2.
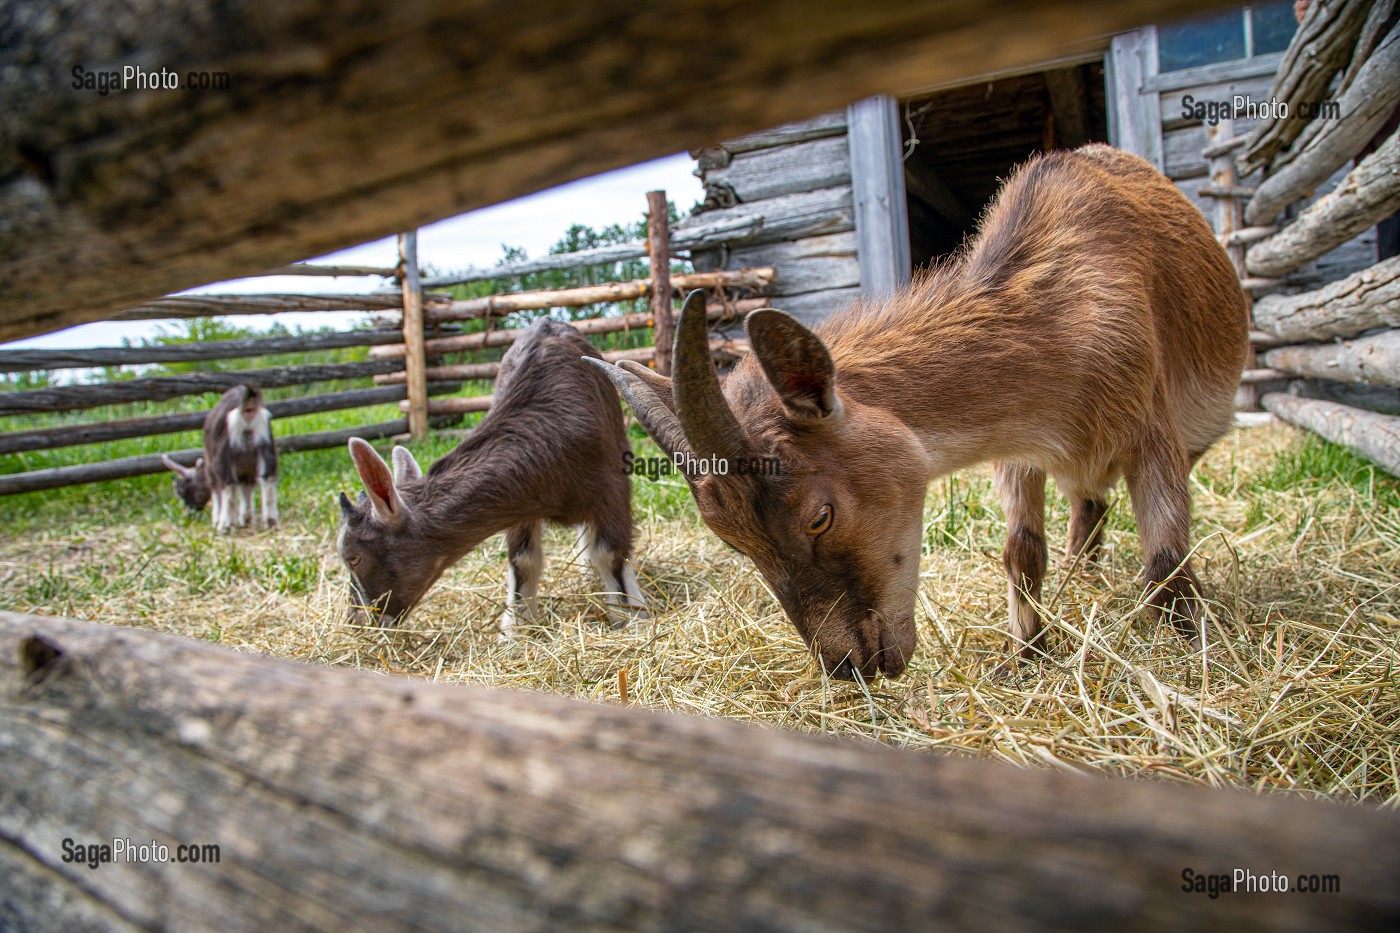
682;112;862;325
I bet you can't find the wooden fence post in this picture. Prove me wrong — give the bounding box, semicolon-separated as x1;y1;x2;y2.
399;230;429;440
647;191;674;376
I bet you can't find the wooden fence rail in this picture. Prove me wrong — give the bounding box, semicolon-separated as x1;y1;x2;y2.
0;329;407;373
0;384;461;457
109;293;449;321
0;418;451;496
0;360;410;417
2;611;1398;930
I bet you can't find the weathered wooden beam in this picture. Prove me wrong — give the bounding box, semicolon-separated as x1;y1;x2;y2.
0;360;406;417
647;190;676;377
1;611;1398;930
1263;392;1400;477
418;269;775;324
0;329;404;373
1244;20;1400;226
374;341;736;386
373;301;765;360
258;264;399;278
105;293;438;321
1336;0;1399;97
0;420;437;495
1208;119;1257;410
0;383;460;456
0;0;1251;343
398;231;429;441
1246;129;1400;278
701;135;852;205
1216;225;1278;248
1235;0;1373;176
1253;257;1400;342
1262;330;1400;388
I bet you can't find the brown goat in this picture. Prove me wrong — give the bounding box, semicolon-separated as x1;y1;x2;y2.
163;384;278;533
591;145;1248;680
337;318;646;630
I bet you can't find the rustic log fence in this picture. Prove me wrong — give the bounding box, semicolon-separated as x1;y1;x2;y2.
3;610;1398;931
0;191;775;496
1194;0;1400;476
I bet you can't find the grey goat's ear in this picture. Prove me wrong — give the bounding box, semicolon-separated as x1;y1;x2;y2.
391;445;423;483
348;437;409;527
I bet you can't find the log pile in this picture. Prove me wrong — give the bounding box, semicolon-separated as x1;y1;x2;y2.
1225;2;1400;477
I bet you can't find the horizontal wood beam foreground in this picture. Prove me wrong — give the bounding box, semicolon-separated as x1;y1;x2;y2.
1;612;1398;929
0;0;1233;342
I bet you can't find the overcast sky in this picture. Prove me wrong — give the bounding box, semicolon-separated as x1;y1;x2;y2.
8;152;704;351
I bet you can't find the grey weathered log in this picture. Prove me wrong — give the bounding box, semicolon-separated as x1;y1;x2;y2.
1286;378;1400;416
1236;0;1373;176
0;419;454;495
718;111;849;155
702;136;852;204
107;293;430;321
0;329;404;373
0;383;460;456
1262;329;1400;387
1245;129;1400;278
2;0;1245;343
1253;257;1400;342
0;361;406;416
1336;0;1399;96
2;612;1399;931
1263;392;1400;476
1245;20;1400;226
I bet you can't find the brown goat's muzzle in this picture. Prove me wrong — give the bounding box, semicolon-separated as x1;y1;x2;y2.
814;614;915;681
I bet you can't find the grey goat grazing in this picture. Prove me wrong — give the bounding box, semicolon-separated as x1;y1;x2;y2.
337;318;646;632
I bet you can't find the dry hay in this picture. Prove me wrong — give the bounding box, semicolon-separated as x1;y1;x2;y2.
3;423;1397;805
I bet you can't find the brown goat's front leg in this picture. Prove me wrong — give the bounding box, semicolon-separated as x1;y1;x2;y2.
1125;428;1205;648
1067;496;1109;564
994;462;1048;660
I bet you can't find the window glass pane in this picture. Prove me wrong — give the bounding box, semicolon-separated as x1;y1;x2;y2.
1252;1;1299;55
1158;7;1246;72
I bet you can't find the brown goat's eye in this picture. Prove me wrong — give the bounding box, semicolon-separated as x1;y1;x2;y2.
806;504;833;537
347;554;362;567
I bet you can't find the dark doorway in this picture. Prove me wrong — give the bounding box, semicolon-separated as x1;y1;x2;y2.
900;60;1110;269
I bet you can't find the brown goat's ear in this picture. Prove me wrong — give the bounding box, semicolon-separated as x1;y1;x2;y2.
745;309;841;420
391;446;423;484
348;438;407;526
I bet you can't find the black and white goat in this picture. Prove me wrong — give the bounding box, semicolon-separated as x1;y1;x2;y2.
163;384;279;533
336;318;646;632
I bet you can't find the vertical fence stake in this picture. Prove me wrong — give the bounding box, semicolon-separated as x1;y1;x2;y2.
399;230;429;440
646;190;674;376
1206;120;1258;412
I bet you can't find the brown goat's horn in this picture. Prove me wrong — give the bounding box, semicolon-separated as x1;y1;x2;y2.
671;289;748;460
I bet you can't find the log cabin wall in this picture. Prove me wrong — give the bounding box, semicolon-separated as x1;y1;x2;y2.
681;112;864;326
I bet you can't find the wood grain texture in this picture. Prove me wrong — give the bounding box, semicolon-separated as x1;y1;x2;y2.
1253;257;1400;342
2;611;1399;931
0;329;404;373
1262;329;1400;388
1246;129;1400;278
1235;0;1372;176
1244;20;1400;226
1263;392;1400;476
0;0;1237;342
